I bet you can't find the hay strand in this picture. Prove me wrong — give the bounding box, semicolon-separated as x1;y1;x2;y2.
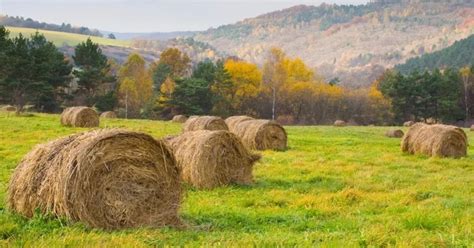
167;130;260;189
232;119;287;150
183;116;228;132
60;107;99;127
8;129;182;230
403;121;415;127
401;123;467;158
225;116;254;132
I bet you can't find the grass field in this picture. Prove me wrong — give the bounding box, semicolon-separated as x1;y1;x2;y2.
5;27;131;47
0;112;472;247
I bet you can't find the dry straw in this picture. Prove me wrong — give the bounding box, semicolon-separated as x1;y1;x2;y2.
334;120;346;127
8;129;182;230
172;115;188;123
385;129;404;138
401;123;467;158
60;107;99;127
232;119;287;150
167;130;260;189
183;116;228;132
225;115;254;131
403;121;415;127
100;111;117;119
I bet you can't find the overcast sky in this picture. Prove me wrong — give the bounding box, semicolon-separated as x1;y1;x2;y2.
0;0;370;33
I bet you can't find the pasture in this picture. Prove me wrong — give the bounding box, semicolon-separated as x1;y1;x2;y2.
5;27;131;47
0;112;472;246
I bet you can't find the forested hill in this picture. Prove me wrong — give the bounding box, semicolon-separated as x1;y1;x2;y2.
0;15;103;37
396;34;474;74
194;0;474;87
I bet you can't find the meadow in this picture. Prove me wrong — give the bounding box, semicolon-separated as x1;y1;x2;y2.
5;27;130;47
0;112;472;247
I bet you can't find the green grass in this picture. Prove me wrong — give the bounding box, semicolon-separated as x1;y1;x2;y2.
6;27;131;47
0;112;472;247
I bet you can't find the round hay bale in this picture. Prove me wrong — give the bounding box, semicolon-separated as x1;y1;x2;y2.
167;130;260;189
7;129;182;230
60;107;99;128
470;125;474;131
100;111;117;119
232;119;287;151
401;123;467;158
225;115;254;131
334;120;347;127
403;121;415;127
1;105;16;112
172;115;188;123
183;116;228;132
385;129;404;138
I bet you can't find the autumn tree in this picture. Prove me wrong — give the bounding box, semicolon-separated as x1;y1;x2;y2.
262;48;287;120
118;53;152;118
225;59;262;112
158;48;191;78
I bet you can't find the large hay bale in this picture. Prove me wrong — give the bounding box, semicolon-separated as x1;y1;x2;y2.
172;115;188;123
403;121;415;127
232;119;287;150
1;105;16;112
225;115;254;131
7;129;182;230
183;116;228;132
60;107;99;127
100;111;117;119
334;120;347;127
167;130;260;189
385;129;404;138
401;123;467;158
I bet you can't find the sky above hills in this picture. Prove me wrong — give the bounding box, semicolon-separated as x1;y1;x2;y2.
1;0;369;33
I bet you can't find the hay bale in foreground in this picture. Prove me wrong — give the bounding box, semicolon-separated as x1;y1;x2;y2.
60;107;99;127
167;130;260;189
401;123;467;158
403;121;415;127
172;115;188;123
183;116;228;132
385;129;404;138
225;115;254;131
334;120;347;127
100;111;117;119
7;129;181;230
232;119;287;150
1;105;16;112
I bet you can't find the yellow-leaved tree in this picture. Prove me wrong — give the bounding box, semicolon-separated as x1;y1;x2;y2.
118;53;152;118
224;59;262;111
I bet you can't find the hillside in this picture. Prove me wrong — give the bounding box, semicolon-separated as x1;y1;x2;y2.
194;1;474;87
6;26;130;47
396;33;474;73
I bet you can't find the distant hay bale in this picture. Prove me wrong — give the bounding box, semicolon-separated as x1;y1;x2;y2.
183;116;228;132
172;115;188;123
401;123;467;158
225;115;254;131
1;105;16;112
404;121;415;127
167;130;260;189
232;119;287;150
470;125;474;131
100;111;117;119
60;107;99;127
334;120;347;127
7;129;182;230
385;129;404;138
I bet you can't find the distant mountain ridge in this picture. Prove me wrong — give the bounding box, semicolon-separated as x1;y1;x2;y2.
194;0;474;87
107;31;197;41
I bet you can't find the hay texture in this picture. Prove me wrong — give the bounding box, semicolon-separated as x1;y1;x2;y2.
183;116;228;132
8;129;182;230
167;130;260;189
100;111;117;119
225;115;254;132
61;107;99;127
401;123;467;158
172;115;188;123
334;120;347;127
404;121;415;127
385;129;404;138
232;119;287;150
